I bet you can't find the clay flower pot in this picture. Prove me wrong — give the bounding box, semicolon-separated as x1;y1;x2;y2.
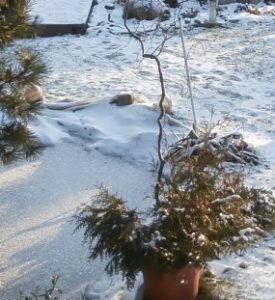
142;265;201;300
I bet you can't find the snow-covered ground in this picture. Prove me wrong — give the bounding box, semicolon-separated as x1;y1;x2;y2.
0;143;150;299
1;0;275;299
30;0;93;24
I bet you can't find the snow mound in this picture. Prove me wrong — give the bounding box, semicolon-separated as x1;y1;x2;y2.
31;99;185;162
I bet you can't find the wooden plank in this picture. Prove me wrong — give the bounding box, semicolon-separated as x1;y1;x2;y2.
36;23;88;37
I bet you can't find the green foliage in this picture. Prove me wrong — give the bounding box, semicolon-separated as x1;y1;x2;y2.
74;188;145;288
0;0;35;45
74;137;275;288
14;275;62;300
0;48;46;90
0;0;46;164
0;121;42;163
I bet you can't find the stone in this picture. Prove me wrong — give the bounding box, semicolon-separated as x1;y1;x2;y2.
24;84;43;103
164;0;178;8
222;266;235;273
110;92;145;106
239;261;248;269
153;95;172;113
123;0;169;21
246;4;261;15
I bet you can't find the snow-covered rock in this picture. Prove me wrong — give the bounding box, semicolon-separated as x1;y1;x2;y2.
24;84;44;103
110;91;146;106
123;0;170;20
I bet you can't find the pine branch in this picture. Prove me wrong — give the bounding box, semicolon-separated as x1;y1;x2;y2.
0;90;40;122
0;121;42;164
0;0;46;164
0;48;46;89
0;0;34;45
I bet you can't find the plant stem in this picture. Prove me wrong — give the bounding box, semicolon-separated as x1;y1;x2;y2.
179;17;198;133
124;3;167;204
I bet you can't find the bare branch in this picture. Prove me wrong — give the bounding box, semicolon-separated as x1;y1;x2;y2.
124;1;169;204
178;17;198;133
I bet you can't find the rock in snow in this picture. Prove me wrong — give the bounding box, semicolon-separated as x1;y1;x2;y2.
24;84;44;103
110;91;146;106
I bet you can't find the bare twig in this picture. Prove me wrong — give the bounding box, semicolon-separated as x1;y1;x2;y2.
124;2;168;204
178;17;198;133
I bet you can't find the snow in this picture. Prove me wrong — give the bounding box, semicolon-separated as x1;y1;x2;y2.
0;143;149;299
30;0;93;24
1;0;275;299
31;100;183;161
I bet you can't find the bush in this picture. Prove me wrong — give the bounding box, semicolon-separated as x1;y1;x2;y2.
74;136;275;288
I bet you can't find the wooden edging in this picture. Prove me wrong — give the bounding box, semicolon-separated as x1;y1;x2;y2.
36;0;96;37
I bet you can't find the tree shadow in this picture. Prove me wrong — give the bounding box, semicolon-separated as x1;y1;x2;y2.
0;213;119;299
0;143;153;299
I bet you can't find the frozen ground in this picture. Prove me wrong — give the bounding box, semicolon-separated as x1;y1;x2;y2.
1;0;275;299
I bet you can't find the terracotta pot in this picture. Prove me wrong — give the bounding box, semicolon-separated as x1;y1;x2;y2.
142;266;201;300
